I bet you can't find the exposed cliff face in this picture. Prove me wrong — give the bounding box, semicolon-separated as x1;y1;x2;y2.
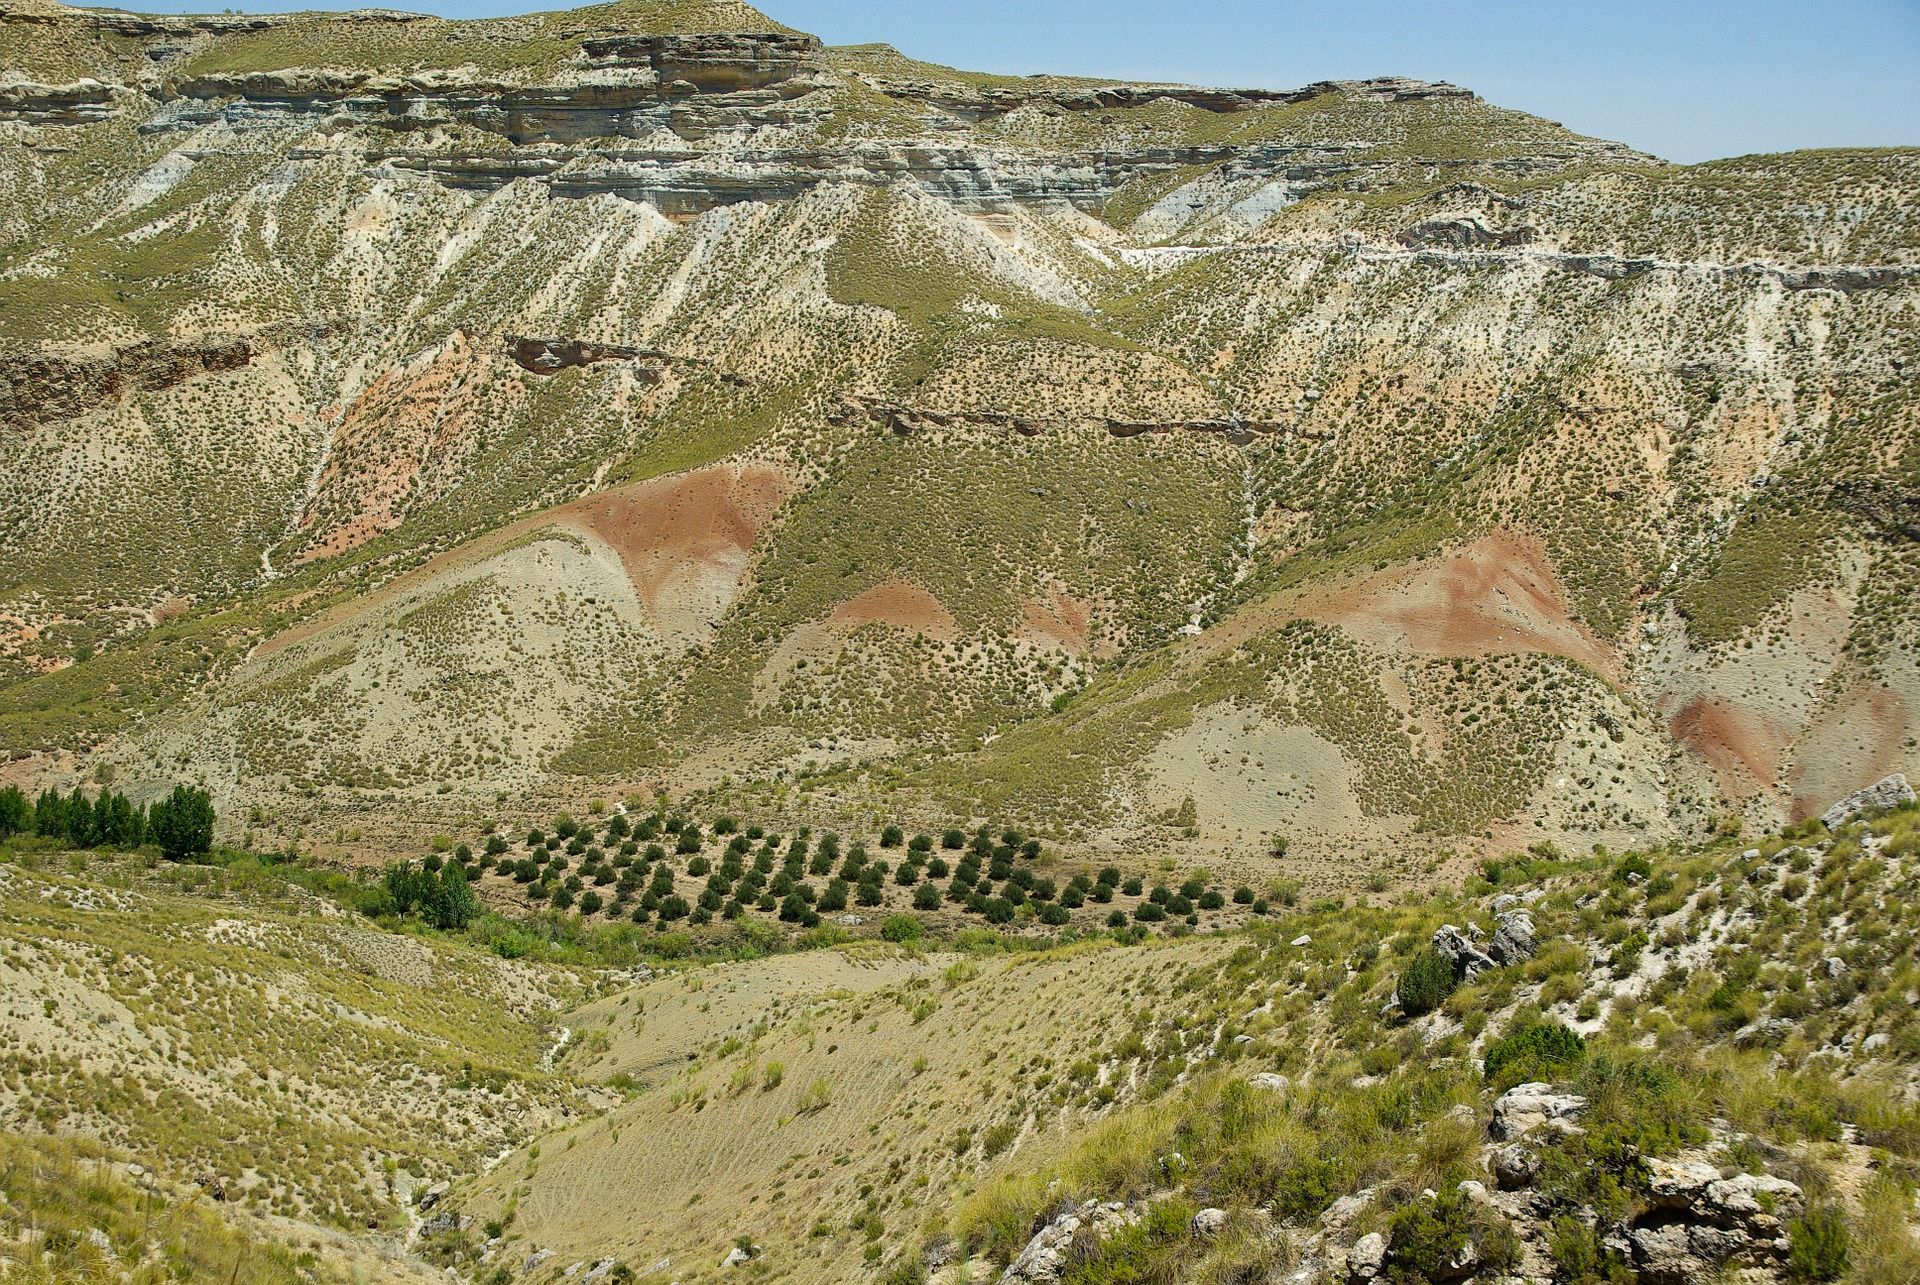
0;1;1642;216
2;335;254;430
828;396;1334;445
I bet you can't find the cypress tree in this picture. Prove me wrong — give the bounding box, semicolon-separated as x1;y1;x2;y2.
0;785;27;838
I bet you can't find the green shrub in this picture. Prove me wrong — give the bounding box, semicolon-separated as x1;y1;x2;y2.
1787;1206;1850;1282
1546;1215;1632;1284
1396;948;1457;1016
881;915;924;943
1484;1020;1587;1085
1385;1190;1519;1284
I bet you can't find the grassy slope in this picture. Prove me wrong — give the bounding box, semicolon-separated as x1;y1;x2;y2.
928;804;1920;1282
6;792;1920;1282
0;847;599;1229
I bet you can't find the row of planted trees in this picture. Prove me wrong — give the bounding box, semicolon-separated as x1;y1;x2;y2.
0;783;215;861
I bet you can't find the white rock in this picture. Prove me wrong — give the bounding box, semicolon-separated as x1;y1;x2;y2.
1490;1082;1588;1140
1190;1207;1227;1237
1348;1231;1387;1280
1248;1072;1291;1092
1822;773;1916;829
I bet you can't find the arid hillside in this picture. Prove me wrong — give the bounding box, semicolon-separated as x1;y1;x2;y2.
1;0;1917;884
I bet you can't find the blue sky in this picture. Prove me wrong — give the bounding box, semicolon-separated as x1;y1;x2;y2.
101;0;1920;162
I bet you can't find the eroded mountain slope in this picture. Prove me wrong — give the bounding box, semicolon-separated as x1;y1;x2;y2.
1;0;1916;876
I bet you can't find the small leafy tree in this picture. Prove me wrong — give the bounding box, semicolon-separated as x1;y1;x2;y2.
433;860;480;930
0;785;26;839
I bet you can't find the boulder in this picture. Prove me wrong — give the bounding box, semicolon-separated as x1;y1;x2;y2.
1821;773;1915;829
421;1208;460;1237
1642;1156;1721;1208
720;1245;753;1268
1732;1017;1795;1050
1190;1207;1228;1237
1248;1072;1291;1092
1488;1142;1540;1190
1320;1188;1377;1236
1490;1083;1587;1140
1487;909;1536;965
1347;1231;1387;1281
1432;924;1496;979
418;1180;450;1210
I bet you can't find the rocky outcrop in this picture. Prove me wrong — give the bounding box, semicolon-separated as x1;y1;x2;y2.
501;334;747;386
999;1200;1140;1283
1431;923;1497;980
828;396;1332;445
1398;215;1534;250
860;73;1475;126
162;32;831;147
1618;1156;1804;1281
1820;772;1915;829
0;77;125;124
1489;1082;1587;1140
1;335;257;430
506;335;650;374
1487;908;1536;965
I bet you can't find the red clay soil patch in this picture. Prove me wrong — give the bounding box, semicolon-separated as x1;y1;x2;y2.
1666;694;1794;801
256;461;790;661
1018;588;1093;655
1294;530;1619;680
563;463;790;646
827;578;956;639
1788;682;1913;820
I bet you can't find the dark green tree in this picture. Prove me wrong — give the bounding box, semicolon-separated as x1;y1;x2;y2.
33;789;63;838
433;861;479;930
148;785;214;861
0;785;27;839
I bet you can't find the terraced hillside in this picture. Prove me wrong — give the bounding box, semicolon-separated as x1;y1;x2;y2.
2;0;1918;885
